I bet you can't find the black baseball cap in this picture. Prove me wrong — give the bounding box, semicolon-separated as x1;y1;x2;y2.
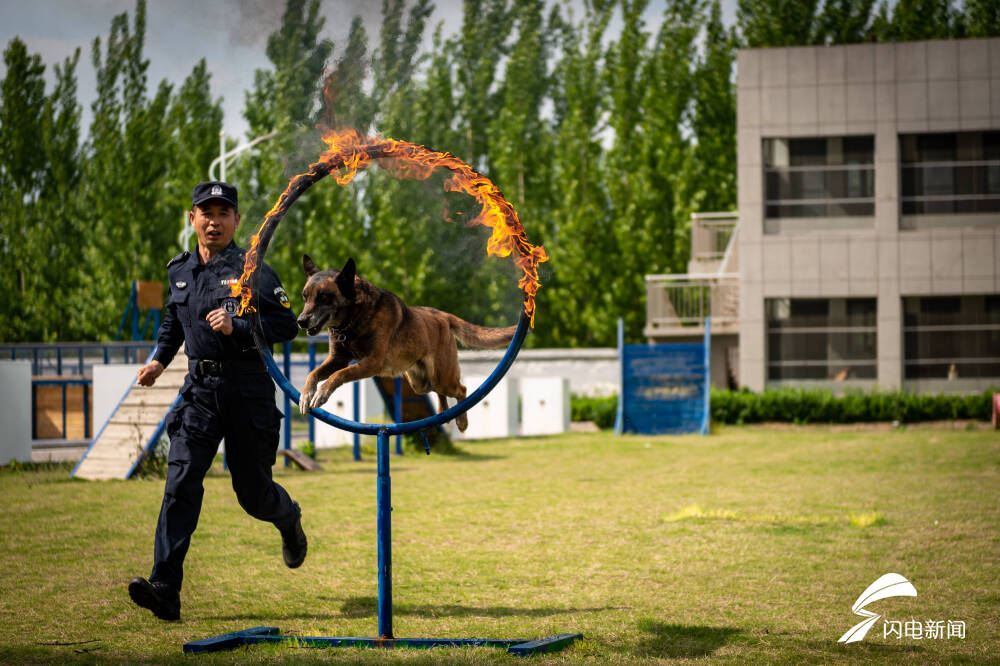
192;181;238;210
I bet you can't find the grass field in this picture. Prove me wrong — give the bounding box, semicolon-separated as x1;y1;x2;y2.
1;425;997;664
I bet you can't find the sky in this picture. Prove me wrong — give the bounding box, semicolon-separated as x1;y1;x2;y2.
1;0;737;154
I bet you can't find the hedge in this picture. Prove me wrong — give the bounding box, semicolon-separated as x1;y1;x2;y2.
711;387;995;425
571;388;995;429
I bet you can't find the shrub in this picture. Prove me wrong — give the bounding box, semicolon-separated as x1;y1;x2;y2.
571;394;618;429
709;387;995;424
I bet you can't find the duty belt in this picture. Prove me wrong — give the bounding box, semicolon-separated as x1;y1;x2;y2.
189;359;268;377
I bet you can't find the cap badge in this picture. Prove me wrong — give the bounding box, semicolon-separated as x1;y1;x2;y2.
211;185;222;196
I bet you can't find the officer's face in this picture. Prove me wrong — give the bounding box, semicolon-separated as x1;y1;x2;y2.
190;200;240;254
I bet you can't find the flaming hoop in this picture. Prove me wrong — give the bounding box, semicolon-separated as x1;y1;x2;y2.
232;128;548;327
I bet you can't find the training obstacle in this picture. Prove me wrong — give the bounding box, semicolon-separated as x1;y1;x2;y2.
186;135;577;656
184;310;581;656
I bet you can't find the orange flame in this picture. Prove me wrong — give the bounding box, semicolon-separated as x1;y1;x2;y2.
234;129;548;326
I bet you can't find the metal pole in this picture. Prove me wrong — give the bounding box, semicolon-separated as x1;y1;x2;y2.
614;317;625;435
61;383;67;438
308;341;316;446
352;382;361;461
376;428;393;639
393;377;403;455
701;316;711;436
219;131;226;182
283;341;292;466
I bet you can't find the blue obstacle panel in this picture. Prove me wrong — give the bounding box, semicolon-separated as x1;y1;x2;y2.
621;342;707;434
183;627;582;656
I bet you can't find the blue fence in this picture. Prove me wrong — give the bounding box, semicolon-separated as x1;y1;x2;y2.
2;342;156;376
615;317;710;435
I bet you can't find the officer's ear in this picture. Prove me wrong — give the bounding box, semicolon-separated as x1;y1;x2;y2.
336;257;356;302
303;254;318;278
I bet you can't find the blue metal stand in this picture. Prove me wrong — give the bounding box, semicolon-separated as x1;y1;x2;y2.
377;428;393;638
184;311;581;656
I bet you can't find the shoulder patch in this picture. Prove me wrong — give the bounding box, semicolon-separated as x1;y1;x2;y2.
167;251;190;268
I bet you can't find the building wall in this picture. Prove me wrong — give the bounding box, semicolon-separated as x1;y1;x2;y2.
737;39;1000;392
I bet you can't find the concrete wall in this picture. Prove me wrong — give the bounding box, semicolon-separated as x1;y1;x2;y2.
0;361;32;464
737;39;1000;392
93;364;142;430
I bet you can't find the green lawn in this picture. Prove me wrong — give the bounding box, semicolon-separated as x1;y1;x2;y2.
1;425;997;664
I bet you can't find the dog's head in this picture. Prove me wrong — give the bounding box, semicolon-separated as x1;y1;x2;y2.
297;255;357;336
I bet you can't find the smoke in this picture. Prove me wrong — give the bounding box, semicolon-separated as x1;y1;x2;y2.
220;0;384;52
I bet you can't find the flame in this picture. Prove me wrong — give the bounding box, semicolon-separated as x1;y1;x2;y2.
234;128;548;326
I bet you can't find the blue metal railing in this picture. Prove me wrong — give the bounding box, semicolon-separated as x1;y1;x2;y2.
2;342;156;376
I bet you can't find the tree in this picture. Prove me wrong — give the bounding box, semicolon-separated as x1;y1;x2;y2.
77;0;179;340
0;38;49;339
538;0;616;346
691;0;737;214
964;0;1000;37
815;0;877;44
736;0;822;46
869;0;961;40
237;0;334;295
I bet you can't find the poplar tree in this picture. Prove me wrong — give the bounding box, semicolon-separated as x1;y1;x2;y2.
238;0;334;291
691;0;737;214
736;0;822;46
964;0;1000;37
0;38;49;339
539;0;615;347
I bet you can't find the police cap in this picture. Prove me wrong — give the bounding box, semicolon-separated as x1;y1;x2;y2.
192;181;238;210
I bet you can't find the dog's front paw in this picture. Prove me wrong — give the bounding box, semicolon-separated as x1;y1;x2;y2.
307;383;335;412
299;386;316;415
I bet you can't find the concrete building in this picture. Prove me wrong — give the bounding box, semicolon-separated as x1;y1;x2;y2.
646;38;1000;394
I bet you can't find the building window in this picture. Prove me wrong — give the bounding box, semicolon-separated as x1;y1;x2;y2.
903;295;1000;379
900;131;1000;217
767;298;877;380
763;136;875;222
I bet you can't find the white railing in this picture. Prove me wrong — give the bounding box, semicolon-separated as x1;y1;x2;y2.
644;273;740;333
689;211;738;272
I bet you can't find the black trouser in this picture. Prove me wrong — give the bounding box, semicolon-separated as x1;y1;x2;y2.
150;372;298;591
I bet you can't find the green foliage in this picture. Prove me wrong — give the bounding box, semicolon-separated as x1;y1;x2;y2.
3;0;998;346
297;439;316;459
571;393;618;429
710;387;996;424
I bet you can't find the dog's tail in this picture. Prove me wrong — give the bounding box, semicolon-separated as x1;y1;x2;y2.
443;312;517;349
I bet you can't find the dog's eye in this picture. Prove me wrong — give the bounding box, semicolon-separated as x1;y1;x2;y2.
317;293;331;305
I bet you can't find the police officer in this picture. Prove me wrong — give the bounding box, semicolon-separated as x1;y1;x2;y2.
128;181;305;622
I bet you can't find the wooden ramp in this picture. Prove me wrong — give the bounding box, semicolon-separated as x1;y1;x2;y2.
72;347;189;480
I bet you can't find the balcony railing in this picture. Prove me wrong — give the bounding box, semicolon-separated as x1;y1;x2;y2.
688;212;738;274
644;273;740;337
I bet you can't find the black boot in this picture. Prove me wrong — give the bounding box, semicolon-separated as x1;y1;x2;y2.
280;502;307;568
128;577;180;621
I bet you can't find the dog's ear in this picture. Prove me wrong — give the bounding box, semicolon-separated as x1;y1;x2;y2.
336;257;356;301
303;254;317;278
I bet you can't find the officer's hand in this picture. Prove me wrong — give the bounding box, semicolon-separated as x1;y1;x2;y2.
206;308;234;335
137;361;164;387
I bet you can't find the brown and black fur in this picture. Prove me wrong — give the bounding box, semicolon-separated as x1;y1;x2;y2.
296;255;516;432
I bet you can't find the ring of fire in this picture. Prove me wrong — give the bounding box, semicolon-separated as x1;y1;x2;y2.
233;128;548;327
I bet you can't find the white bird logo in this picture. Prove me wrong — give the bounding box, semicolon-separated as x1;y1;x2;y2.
838;573;917;643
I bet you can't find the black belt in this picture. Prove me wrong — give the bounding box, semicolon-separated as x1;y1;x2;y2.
189;359;268;377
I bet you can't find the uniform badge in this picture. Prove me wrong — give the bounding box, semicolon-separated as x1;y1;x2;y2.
222;297;240;316
175;281;187;289
274;286;290;308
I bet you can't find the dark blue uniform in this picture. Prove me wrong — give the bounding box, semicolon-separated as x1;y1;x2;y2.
148;240;299;591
